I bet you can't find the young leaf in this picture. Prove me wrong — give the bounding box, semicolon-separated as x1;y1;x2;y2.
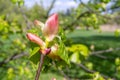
29;47;52;68
70;52;81;64
68;44;89;57
11;0;17;4
29;47;40;64
18;0;24;7
57;40;70;65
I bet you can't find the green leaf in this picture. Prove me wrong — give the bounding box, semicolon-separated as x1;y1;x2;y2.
57;40;70;65
114;29;120;37
29;47;40;64
29;47;52;67
70;52;80;64
68;44;89;57
27;28;42;37
102;0;110;3
58;27;66;42
18;0;24;7
115;58;120;66
11;0;17;4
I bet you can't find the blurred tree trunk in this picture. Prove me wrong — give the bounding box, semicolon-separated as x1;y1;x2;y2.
86;26;89;30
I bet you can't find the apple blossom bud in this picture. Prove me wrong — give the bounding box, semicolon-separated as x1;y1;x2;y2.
51;78;56;80
26;33;45;46
44;13;58;41
40;48;51;55
34;20;44;30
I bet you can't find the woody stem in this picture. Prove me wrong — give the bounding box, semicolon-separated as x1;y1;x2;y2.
35;53;46;80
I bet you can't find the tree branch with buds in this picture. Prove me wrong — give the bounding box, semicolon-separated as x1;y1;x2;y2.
26;13;59;80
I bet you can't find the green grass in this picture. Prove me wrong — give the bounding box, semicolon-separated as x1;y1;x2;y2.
67;30;120;50
67;30;114;38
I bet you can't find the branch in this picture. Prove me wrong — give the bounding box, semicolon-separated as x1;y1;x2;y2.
93;54;108;59
77;63;95;73
90;47;120;55
0;52;28;67
79;0;94;13
76;63;110;79
64;0;110;30
19;6;33;30
35;54;46;80
52;61;71;80
47;0;56;16
64;0;100;30
64;10;91;30
40;0;43;7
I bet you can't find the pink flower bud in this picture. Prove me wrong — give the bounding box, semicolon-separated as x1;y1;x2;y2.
44;13;58;41
26;33;45;46
51;78;56;80
40;48;51;55
34;20;44;30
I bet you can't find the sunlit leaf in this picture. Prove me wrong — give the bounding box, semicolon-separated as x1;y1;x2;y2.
11;0;17;4
29;47;40;64
114;29;120;37
57;40;70;64
70;52;80;64
68;44;89;57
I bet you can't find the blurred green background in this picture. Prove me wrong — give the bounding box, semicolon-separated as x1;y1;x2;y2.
1;0;120;80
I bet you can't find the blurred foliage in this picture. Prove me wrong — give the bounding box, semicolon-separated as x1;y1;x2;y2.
0;0;120;80
114;29;120;37
68;44;89;64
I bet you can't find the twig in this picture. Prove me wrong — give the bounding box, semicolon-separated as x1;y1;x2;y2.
89;47;120;60
79;0;94;13
52;61;71;80
93;54;108;59
64;0;97;30
0;52;28;67
19;6;33;30
78;63;95;73
64;11;91;30
76;63;110;79
40;0;43;7
90;48;120;55
47;0;56;16
35;54;46;80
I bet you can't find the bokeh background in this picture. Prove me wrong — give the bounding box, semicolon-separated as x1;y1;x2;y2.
0;0;120;80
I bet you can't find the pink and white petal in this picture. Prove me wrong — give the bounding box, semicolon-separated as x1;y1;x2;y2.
26;33;45;46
